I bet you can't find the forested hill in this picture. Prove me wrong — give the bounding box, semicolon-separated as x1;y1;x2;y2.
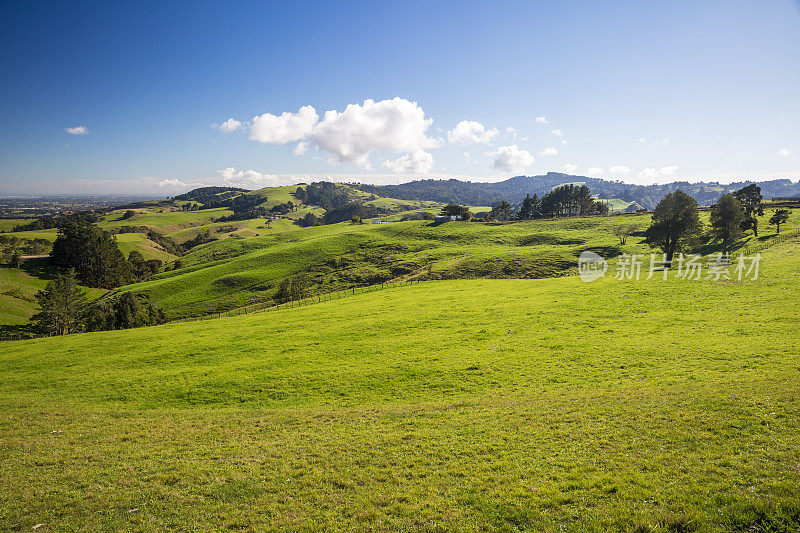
353;173;800;209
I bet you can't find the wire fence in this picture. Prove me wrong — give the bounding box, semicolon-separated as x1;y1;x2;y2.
735;228;800;257
166;278;429;325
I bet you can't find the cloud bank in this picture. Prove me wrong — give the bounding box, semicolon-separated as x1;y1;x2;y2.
488;145;534;173
242;98;441;174
447;120;498;145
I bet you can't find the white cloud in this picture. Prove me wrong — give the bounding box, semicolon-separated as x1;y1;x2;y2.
219;167;284;188
637;168;660;180
505;126;517;138
293;141;309;155
636;137;647;144
661;137;671;145
383;149;434;174
550;128;564;137
587;167;604;177
312;98;440;172
447;120;499;145
250;105;318;144
535;116;548;124
562;163;578;173
247;98;441;174
609;165;631;175
561;139;568;145
218;118;243;133
540;147;558;156
157;179;188;187
488;145;534;173
660;165;678;176
777;148;791;157
65;126;88;135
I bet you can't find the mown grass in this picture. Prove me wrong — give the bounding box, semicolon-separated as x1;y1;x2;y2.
0;236;798;531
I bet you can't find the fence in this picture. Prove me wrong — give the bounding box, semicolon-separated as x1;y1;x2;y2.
735;228;800;257
167;278;429;325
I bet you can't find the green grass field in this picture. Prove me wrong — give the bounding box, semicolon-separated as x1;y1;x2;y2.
0;259;107;326
117;214;655;319
0;219;29;232
113;232;179;262
1;232;798;531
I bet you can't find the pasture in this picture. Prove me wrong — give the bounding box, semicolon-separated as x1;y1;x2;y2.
0;235;798;530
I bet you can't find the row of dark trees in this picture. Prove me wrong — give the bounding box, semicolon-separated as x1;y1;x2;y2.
442;184;610;222
31;269;165;335
643;184;791;262
50;220;163;288
12;211;101;232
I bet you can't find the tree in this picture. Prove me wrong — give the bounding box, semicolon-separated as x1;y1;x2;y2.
115;292;142;329
83;292;165;332
517;194;541;220
733;184;764;237
769;209;790;233
50;221;132;288
275;275;311;303
298;212;322;227
350;216;362;225
31;269;88;335
128;251;162;282
709;193;745;253
10;251;22;268
643;190;703;264
121;210;136;220
440;204;471;220
489;200;513;221
539;184;608;218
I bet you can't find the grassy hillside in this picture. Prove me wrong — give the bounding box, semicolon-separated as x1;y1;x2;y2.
122;208;800;320
0;259;107;326
119;214;656;319
1;235;798;530
4;204;798;326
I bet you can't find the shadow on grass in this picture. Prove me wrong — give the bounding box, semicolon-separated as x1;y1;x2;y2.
0;323;41;341
19;257;58;281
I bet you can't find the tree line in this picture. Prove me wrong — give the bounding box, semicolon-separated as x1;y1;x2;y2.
439;184;610;221
642;184;791;263
49;220;164;288
31;269;165;335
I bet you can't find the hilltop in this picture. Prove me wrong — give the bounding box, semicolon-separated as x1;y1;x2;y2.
355;173;800;210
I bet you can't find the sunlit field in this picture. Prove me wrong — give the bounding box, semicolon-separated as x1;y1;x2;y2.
2;234;799;531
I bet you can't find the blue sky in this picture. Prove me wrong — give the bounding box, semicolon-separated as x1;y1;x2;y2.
1;0;799;194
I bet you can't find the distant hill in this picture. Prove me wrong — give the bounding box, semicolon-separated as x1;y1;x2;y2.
173;186;250;204
352;173;800;210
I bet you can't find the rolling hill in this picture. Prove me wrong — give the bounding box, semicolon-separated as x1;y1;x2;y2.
1;231;798;530
356;173;800;210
